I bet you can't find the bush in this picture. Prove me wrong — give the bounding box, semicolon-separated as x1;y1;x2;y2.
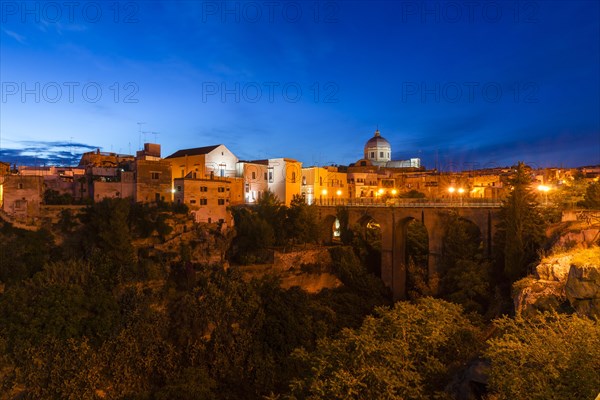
485;312;600;400
289;298;482;400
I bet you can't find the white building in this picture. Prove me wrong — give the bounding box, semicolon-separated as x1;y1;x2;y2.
359;129;421;169
165;144;239;180
236;160;269;204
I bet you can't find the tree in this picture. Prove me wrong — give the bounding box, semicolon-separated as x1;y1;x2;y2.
0;226;54;286
495;162;546;283
19;337;103;399
230;207;275;264
78;198;137;271
43;189;74;205
485;312;600;400
286;195;319;245
580;181;600;209
256;190;287;245
335;206;353;245
440;213;492;314
289;298;482;400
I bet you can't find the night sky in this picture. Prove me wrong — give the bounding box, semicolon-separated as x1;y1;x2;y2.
1;0;599;170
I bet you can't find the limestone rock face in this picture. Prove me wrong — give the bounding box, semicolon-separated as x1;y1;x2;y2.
535;256;571;281
514;248;600;319
565;264;600;319
514;278;566;317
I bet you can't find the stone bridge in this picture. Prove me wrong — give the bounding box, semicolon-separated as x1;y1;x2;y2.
317;204;501;300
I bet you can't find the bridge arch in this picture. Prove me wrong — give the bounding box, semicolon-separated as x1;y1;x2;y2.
319;213;338;244
316;205;499;301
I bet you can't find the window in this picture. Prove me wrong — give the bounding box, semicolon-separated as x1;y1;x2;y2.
199;198;208;205
181;169;184;177
176;186;182;192
370;152;374;158
217;187;225;192
200;186;208;192
218;198;225;205
380;151;384;158
264;172;268;180
190;199;196;204
218;218;225;224
319;177;323;186
291;172;296;183
268;171;273;183
18;183;23;189
302;176;306;185
151;172;160;180
252;171;256;180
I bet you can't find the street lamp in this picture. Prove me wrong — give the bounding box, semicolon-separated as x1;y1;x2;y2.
537;184;550;205
458;188;465;205
377;188;384;203
321;189;327;205
336;189;342;205
448;187;455;202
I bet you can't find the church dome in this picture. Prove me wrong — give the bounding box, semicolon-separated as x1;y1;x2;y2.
365;129;390;148
364;129;392;166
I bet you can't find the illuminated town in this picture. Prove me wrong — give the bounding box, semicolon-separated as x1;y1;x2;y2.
2;128;598;229
1;1;599;399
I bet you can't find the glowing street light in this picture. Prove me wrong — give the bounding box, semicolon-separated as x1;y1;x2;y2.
537;184;550;205
336;189;342;204
321;188;327;205
537;184;550;192
448;187;455;202
391;189;397;195
458;187;465;205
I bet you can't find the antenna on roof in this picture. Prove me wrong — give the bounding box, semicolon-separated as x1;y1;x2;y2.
137;122;146;150
150;131;160;143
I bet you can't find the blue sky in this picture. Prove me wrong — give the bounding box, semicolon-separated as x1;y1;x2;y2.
1;0;599;169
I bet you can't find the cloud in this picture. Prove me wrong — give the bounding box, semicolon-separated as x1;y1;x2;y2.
2;29;26;44
0;140;99;166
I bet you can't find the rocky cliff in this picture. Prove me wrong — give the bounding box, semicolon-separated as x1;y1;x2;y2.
514;247;600;319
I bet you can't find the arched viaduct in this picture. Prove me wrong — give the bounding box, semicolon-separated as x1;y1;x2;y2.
317;205;501;301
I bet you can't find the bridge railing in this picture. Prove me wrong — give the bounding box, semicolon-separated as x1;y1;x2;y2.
314;198;502;208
